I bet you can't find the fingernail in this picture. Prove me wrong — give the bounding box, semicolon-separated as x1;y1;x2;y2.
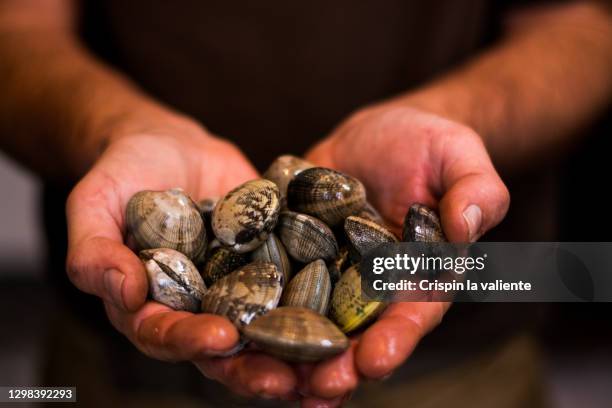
462;204;482;242
104;268;126;309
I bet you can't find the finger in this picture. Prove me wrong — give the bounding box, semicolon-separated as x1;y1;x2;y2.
307;341;359;399
304;138;337;169
104;301;240;361
66;178;147;311
438;144;510;242
355;302;449;379
195;352;299;400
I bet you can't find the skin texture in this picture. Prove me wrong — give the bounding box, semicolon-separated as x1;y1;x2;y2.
0;0;611;406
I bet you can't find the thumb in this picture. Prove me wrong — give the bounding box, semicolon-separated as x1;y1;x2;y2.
438;161;510;243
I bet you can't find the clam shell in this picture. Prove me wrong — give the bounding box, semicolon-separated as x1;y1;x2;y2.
126;188;207;263
251;233;292;286
201;246;249;286
201;261;283;327
357;201;386;226
212;179;281;253
197;197;218;238
263;155;314;206
140;248;206;312
328;246;351;284
281;260;331;314
330;264;386;333
242;306;349;362
277;211;339;263
287;167;366;226
344;216;399;257
402;204;447;242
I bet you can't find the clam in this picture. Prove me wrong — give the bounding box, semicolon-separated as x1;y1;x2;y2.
263;155;314;206
242;307;349;362
201;246;249;286
328;246;351;284
281;260;331;314
402;204;447;242
330;264;386;333
140;248;206;312
277;211;339;263
357;201;386;226
251;233;292;286
344;216;399;257
201;261;282;327
197;197;218;238
212;179;281;253
287;167;366;226
126;188;207;263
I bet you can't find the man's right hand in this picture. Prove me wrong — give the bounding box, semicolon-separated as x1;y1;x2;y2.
65;116;298;400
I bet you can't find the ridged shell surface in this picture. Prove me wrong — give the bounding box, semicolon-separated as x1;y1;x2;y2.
212;180;281;253
345;216;399;257
140;248;206;312
277;211;338;263
242;307;349;362
263;155;314;206
201;261;282;327
287;167;366;226
251;233;292;286
201;246;249;286
281;260;331;314
402;204;447;242
330;264;386;333
126;188;207;263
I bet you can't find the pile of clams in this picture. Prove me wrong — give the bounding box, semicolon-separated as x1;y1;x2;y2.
125;155;446;363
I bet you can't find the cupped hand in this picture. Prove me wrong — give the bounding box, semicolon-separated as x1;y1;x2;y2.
301;105;510;405
65;117;297;400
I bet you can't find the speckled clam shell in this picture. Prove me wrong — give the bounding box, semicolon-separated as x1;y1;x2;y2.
140;248;206;312
357;201;386;226
201;246;249;287
330;264;386;333
281;260;331;314
277;211;339;263
242;307;349;362
402;204;447;242
345;216;399;257
263;155;314;207
251;233;292;286
212;180;281;253
287;167;366;226
201;261;282;327
126;188;207;264
328;246;351;284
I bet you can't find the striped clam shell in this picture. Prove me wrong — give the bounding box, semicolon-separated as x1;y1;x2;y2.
328;246;351;284
344;216;399;257
126;188;207;264
263;155;314;207
201;261;282;327
402;204;447;242
251;233;292;286
356;201;386;226
212;179;281;253
330;263;386;333
281;259;331;314
287;167;366;227
140;248;206;312
277;211;339;263
201;246;249;287
242;306;349;362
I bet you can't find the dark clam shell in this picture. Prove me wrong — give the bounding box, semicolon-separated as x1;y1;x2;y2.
263;155;314;206
402;204;447;242
327;246;351;284
251;233;292;286
242;306;349;362
356;201;386;226
330;264;386;333
344;216;399;257
201;261;283;327
197;197;218;238
281;259;331;314
277;211;339;263
126;188;207;264
212;179;281;253
201;246;249;287
287;167;366;227
140;248;206;312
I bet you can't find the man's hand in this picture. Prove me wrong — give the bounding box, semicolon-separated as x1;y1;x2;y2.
300;104;510;406
65;118;298;400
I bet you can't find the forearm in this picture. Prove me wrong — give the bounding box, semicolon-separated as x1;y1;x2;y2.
0;1;186;179
400;2;612;172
